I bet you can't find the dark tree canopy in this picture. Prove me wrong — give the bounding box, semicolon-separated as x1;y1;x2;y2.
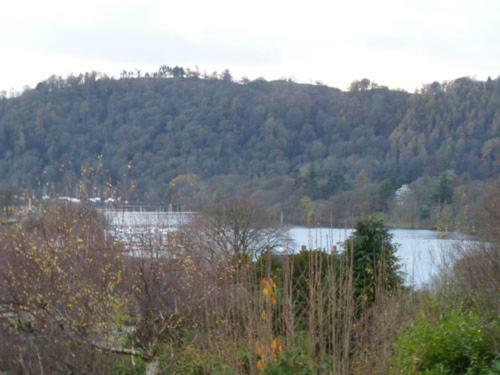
0;71;498;208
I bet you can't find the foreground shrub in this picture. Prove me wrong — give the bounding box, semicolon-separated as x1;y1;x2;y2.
0;204;123;373
262;334;315;375
390;309;499;374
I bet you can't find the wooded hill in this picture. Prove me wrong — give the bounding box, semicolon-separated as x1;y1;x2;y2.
0;71;498;211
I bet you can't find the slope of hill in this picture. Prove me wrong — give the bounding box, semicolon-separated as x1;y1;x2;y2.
0;72;498;217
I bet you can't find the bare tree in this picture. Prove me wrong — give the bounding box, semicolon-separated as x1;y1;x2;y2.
476;181;500;244
118;228;207;375
185;198;289;261
0;204;200;374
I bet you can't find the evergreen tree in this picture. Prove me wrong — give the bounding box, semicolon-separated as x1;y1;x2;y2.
379;178;399;211
344;216;402;307
305;163;319;199
433;173;454;206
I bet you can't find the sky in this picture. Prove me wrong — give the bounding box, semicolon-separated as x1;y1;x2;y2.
0;0;499;93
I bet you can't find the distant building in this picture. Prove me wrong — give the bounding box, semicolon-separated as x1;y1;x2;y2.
394;184;412;205
105;198;115;204
58;196;81;203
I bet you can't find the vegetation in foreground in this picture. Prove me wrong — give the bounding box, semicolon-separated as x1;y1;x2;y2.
0;189;499;374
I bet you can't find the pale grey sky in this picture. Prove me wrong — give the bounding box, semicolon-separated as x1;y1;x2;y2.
1;0;499;92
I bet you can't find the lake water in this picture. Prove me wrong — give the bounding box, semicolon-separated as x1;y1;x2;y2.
103;210;470;287
289;227;469;287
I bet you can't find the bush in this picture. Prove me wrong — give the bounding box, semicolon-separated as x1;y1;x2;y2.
263;352;315;375
390;309;499;374
263;335;315;375
112;358;146;374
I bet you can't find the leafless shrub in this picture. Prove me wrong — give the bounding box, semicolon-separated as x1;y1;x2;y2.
449;243;500;318
186;198;289;260
475;181;500;244
0;203;123;373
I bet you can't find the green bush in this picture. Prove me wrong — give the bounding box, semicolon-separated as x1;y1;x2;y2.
112;357;146;374
263;335;315;375
262;353;314;375
161;342;247;374
390;309;499;374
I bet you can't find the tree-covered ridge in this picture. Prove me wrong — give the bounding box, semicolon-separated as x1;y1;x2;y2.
390;78;500;178
0;72;498;203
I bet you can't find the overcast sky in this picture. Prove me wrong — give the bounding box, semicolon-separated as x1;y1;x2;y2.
1;0;499;92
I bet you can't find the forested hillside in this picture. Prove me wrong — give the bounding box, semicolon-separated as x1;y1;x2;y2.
0;70;498;224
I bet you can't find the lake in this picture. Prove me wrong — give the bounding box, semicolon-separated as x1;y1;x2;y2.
289;227;469;287
103;210;471;287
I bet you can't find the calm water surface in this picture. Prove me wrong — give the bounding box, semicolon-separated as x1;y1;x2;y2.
289;227;469;287
104;211;470;287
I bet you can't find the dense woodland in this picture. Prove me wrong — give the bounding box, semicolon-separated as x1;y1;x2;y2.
0;69;498;226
